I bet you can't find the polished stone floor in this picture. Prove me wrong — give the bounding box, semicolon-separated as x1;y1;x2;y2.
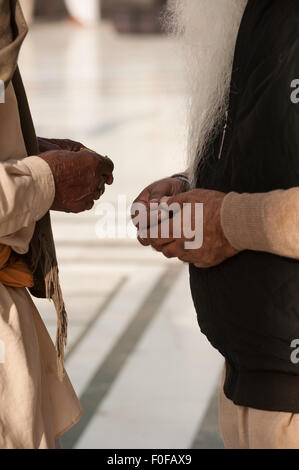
19;20;224;449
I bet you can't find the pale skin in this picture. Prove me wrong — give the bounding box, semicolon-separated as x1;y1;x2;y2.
132;177;238;268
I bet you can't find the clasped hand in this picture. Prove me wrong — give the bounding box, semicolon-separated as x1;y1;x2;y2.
38;137;114;213
131;178;238;268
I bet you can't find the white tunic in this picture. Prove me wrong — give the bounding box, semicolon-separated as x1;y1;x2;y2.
0;75;82;450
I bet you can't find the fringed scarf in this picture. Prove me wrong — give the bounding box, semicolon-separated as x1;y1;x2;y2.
2;0;67;379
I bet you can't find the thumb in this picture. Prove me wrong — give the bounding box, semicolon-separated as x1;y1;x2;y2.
158;194;185;223
163;192;186;208
149;196;170;205
150;187;165;200
134;187;151;205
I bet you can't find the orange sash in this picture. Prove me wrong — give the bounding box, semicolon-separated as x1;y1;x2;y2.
0;244;33;288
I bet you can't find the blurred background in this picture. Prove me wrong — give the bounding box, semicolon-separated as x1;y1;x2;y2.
18;0;223;449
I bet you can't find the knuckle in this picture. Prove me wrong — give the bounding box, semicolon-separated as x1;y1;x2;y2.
138;237;149;247
107;159;114;172
162;247;173;258
90;155;99;167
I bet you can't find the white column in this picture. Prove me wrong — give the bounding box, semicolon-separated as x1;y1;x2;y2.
64;0;101;26
19;0;35;26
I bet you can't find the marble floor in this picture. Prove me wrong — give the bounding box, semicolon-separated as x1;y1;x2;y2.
19;21;224;449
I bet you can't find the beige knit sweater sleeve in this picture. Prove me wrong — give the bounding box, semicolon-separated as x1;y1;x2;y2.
221;188;299;259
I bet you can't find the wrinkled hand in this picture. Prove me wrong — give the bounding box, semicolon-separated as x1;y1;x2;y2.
39;149;114;213
134;177;189;205
132;177;189;230
38;137;85;153
135;189;239;268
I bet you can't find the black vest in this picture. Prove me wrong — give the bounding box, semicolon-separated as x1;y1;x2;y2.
190;0;299;412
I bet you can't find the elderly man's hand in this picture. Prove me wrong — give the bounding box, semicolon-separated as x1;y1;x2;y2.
132;177;190;231
38;137;114;188
133;177;189;206
39;149;114;213
137;189;239;268
38;137;84;153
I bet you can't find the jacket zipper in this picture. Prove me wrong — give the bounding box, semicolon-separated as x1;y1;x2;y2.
218;110;228;160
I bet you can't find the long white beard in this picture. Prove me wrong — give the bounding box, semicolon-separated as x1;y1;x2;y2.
167;0;247;186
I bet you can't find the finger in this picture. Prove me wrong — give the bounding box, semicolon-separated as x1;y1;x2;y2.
53;138;78;151
73;190;96;202
37;137;60;153
106;174;114;185
136;200;177;238
161;242;180;259
131;202;151;231
133;180;174;206
141;201;163;231
166;192;187;208
133;187;152;205
45;138;83;152
98;159;114;184
178;253;191;263
96;177;106;197
150;181;178;200
62;139;83;151
138;221;172;244
149;236;174;249
86;200;95;211
77;151;114;181
151;239;173;253
93;189;103;200
145;213;179;245
147;201;173;227
68;199;94;213
137;235;151;247
143;197;179;231
193;262;210;269
70;190;97;211
96;155;114;174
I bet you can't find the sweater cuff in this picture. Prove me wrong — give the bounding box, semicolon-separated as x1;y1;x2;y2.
220;192;270;252
22;156;55;221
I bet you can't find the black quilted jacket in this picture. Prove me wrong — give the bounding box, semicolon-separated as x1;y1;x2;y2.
190;0;299;412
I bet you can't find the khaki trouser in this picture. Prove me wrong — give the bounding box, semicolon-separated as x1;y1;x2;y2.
219;367;299;449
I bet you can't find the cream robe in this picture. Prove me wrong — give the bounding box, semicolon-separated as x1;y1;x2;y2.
0;77;82;449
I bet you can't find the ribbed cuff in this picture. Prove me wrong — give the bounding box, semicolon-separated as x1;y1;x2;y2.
220;192;270;252
23;156;55;221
